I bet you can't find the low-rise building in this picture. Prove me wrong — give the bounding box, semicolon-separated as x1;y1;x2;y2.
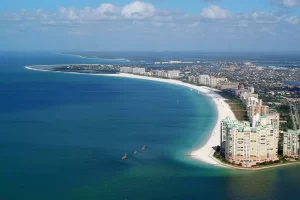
218;82;239;90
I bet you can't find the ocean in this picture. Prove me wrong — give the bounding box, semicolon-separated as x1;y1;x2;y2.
0;52;300;200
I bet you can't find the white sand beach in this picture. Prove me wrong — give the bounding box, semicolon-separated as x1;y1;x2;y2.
25;66;236;166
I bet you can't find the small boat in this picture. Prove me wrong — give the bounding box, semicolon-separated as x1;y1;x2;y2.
141;145;146;151
122;154;128;160
133;151;138;155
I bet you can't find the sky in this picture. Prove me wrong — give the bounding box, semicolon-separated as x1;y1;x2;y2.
1;0;300;52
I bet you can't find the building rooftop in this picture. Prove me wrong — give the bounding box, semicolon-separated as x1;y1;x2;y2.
287;130;300;135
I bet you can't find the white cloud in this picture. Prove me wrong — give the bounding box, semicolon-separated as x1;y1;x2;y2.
260;26;277;36
66;31;86;36
79;4;120;20
189;22;199;27
237;11;285;24
152;21;162;27
200;5;230;20
0;0;298;32
168;22;176;27
273;0;300;7
122;1;156;20
95;3;120;16
282;0;299;7
238;21;248;27
286;16;300;24
56;1;157;21
59;8;79;20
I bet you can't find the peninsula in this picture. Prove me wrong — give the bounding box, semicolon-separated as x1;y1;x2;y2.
25;64;300;170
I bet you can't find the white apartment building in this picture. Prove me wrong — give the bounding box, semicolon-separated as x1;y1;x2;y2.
221;114;279;167
169;60;182;64
198;75;210;86
240;92;259;105
132;67;145;74
220;117;240;152
283;130;300;157
152;70;164;77
120;67;133;73
210;76;218;88
249;87;255;94
246;97;261;107
248;105;270;122
167;70;180;79
188;76;196;83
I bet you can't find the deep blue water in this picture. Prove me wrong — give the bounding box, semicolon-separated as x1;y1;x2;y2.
285;81;300;86
1;52;300;200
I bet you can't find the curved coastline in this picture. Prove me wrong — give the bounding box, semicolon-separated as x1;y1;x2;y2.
25;66;236;167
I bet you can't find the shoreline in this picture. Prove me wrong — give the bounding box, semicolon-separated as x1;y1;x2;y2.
210;153;300;171
25;66;236;167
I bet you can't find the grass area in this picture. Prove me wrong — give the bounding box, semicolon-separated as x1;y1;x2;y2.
217;91;248;121
277;105;293;131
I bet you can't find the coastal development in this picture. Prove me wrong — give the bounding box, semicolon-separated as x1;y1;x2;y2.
26;62;300;169
219;86;280;167
6;0;300;197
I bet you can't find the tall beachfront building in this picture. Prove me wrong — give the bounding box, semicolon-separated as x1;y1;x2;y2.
132;67;146;74
167;70;180;78
248;105;270;120
120;67;145;74
283;130;300;157
221;113;279;167
120;67;133;73
188;76;197;83
152;70;179;78
220;117;240;153
240;93;259;105
210;76;218;88
198;75;210;86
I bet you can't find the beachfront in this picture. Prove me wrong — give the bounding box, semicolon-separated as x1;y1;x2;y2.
109;73;237;166
25;66;236;167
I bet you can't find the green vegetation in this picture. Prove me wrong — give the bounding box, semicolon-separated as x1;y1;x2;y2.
213;147;227;164
217;91;248;121
277;105;293;131
259;94;281;102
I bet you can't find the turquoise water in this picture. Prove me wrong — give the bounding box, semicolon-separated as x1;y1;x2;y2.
1;52;300;200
